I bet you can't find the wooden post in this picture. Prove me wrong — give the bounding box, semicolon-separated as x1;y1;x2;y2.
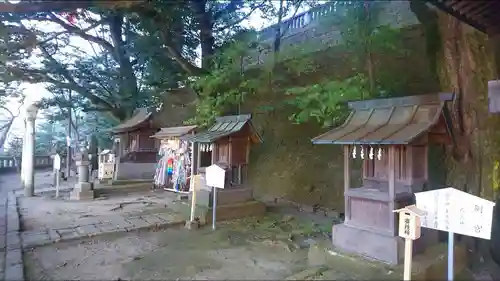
393;205;425;281
211;143;216;165
190;183;197;221
404;238;413;280
388;146;396;233
344;145;351;222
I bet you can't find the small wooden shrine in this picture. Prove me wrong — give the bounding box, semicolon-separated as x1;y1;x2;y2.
312;93;455;264
97;149;115;181
150;125;197;193
109;108;160;180
181;114;262;206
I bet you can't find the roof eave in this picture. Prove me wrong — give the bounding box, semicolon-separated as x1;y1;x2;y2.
109;111;153;134
427;1;488;34
312;140;410;145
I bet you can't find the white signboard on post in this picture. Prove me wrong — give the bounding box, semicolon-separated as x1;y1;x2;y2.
415;187;495;240
205;164;226;189
53;154;61;171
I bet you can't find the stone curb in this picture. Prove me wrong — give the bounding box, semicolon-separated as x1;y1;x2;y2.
4;191;24;281
21;219;186;250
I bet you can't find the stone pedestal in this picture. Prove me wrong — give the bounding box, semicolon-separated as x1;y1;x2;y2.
184;220;200;230
332;221;439;264
70;154;95;200
70;182;95;200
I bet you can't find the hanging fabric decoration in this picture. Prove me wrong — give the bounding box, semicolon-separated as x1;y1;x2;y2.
167;158;174;175
360;145;364;159
369;146;374;160
377;147;382;160
352;146;356;159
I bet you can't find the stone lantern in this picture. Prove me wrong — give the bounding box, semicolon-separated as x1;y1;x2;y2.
69;143;95;200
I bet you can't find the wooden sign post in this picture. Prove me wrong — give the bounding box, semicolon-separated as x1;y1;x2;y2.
415;188;495;281
189;174;203;222
205;164;226;230
53;154;61;198
393;205;426;281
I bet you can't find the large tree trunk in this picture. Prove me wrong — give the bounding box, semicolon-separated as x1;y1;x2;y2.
109;13;139;109
191;0;215;70
411;1;500;271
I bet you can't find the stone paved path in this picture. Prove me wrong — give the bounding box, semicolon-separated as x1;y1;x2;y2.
20;211;185;249
3;192;24;281
0;170;187;281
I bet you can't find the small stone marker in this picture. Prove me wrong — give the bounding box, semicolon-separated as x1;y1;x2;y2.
393;204;426;281
205;164;226;230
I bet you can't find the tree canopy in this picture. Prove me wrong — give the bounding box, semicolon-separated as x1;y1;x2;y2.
0;0;405;150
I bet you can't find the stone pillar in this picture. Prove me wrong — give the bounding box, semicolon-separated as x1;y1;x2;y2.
69;146;95;200
21;104;39;197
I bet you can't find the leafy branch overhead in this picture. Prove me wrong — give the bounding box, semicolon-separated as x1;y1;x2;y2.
190;1;410;128
0;0;274;123
0;0;412;152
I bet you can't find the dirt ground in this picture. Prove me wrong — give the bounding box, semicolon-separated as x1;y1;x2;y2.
24;215;332;280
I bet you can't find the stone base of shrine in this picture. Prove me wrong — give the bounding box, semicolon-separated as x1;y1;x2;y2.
332;222;439;265
70;182;96;200
205;200;267;224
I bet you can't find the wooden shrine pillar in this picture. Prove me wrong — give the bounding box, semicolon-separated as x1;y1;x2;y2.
344;145;351;222
388;146;396;233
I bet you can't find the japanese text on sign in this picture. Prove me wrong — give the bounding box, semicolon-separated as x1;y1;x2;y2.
415;188;495;240
404;218;410;236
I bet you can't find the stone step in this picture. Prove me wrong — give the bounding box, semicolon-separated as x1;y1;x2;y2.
94;182;153;197
104;179;153;186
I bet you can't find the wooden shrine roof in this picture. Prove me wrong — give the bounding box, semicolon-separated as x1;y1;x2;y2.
150;125;197;139
109;108;152;134
312;93;454;145
181;114;263;143
427;0;500;35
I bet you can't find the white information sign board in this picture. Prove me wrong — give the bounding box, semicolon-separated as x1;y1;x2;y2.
415;187;495;240
205;164;226;189
53;154;61;171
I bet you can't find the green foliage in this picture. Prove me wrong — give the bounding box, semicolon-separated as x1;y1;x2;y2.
187;38;263;127
286;74;369;127
191;1;410;128
280;2;411;127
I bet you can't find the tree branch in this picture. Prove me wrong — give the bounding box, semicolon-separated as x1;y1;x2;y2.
213;0;243;21
39;45;116;109
278;0;305;40
215;1;265;32
0;1;139;13
133;4;206;76
37;18;107;48
46;13;119;61
0;105;14;118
